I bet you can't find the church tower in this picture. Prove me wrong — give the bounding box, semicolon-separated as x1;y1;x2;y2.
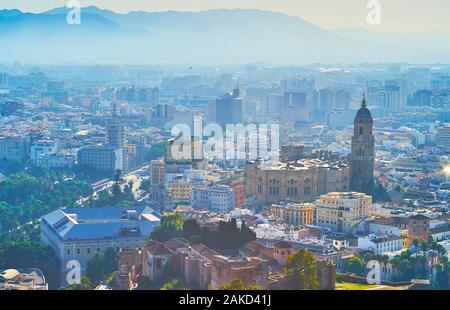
350;95;374;194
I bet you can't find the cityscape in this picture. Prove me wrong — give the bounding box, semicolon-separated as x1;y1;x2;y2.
0;0;449;296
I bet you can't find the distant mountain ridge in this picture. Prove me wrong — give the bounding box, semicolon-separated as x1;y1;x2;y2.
0;6;449;64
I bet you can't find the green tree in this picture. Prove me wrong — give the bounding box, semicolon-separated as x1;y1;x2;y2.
140;178;151;194
104;247;118;275
150;213;184;242
182;219;201;241
0;241;60;289
0;173;92;241
111;169;123;200
160;279;180;290
87;252;104;285
346;256;365;276
219;278;263;290
286;249;319;290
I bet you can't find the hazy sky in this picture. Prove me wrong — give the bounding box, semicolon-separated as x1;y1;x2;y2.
2;0;450;32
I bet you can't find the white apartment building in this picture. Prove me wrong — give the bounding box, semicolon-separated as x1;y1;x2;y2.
315;192;374;234
31;139;58;164
36;153;75;170
191;184;235;214
358;235;403;254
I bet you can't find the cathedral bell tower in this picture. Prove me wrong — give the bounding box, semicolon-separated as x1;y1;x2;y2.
350;95;374;194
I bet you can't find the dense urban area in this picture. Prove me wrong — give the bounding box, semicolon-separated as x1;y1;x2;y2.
0;61;449;291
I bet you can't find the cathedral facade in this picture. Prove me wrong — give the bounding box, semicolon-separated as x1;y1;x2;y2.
350;96;375;194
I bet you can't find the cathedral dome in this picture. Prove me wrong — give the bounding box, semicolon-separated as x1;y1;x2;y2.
355;96;373;123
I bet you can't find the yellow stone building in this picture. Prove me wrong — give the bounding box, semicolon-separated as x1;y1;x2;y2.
315;192;373;233
271;203;315;226
244;159;350;204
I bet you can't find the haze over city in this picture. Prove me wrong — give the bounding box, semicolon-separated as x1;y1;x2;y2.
3;0;450;32
0;0;449;299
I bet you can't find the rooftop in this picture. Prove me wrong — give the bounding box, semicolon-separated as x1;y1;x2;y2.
252;159;348;171
41;206;161;241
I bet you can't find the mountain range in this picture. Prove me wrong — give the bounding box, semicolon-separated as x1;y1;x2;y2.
0;6;449;64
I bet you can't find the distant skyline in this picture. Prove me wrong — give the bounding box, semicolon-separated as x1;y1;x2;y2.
1;0;450;33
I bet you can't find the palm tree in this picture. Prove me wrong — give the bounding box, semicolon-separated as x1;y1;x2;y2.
412;239;419;253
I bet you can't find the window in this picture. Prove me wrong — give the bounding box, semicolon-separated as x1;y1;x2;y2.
67;249;71;255
360;127;363;135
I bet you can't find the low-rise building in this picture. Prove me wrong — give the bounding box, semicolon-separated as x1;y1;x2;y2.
0;268;48;290
31;139;58;164
40;206;161;285
271;202;315;226
191;184;235;214
167;175;192;203
366;217;409;249
407;214;430;247
430;223;450;242
36;153;75;169
357;235;403;254
0;135;29;162
77;145;123;172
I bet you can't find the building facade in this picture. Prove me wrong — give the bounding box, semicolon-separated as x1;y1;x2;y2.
358;235;403;254
350;96;375;194
0;135;29;162
209;87;243;126
40;206;161;285
407;214;430;247
191;184;236;214
244;159;349;204
315;192;373;234
271;202;315;226
31;139;58;164
77;145;123;172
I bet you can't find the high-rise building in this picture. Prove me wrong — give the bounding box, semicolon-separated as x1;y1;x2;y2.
383;85;402;113
209;87;243;126
350;96;374;194
150;159;166;203
385;78;409;110
106;102;125;148
413;90;432;106
436;123;450;152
